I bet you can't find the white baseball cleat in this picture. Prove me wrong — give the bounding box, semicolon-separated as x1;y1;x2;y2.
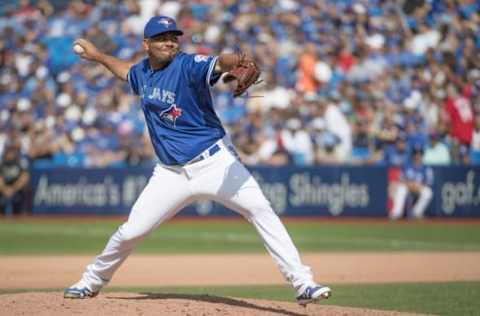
296;284;331;306
64;280;99;299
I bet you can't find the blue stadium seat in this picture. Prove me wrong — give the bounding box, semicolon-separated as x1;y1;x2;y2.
471;150;480;165
352;147;370;160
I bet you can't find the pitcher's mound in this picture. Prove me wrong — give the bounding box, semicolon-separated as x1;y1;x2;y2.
0;292;427;316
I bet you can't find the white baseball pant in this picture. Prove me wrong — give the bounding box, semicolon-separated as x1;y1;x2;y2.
81;137;315;293
390;183;433;219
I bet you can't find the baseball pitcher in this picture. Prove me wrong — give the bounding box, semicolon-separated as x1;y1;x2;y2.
64;16;331;306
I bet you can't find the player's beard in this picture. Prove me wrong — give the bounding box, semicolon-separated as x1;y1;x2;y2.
153;48;178;63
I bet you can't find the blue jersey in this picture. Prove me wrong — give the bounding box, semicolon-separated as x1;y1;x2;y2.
383;145;410;166
401;163;433;186
127;52;225;165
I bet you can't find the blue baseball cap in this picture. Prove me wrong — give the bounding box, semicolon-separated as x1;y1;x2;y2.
144;16;183;38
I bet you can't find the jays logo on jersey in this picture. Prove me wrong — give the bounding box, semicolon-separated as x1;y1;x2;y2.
160;104;182;126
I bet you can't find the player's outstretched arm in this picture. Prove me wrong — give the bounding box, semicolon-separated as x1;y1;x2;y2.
214;53;243;73
73;38;134;81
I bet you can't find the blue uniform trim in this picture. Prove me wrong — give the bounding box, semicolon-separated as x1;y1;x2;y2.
206;56;218;87
126;71;132;92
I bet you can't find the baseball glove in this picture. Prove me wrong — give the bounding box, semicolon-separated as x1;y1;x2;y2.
223;54;261;98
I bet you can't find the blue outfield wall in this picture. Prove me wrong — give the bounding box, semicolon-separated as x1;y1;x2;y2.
30;166;480;217
430;166;480;217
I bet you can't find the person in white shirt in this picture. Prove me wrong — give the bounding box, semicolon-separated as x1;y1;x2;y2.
315;96;352;162
282;118;314;165
423;133;451;165
471;115;480;151
471;115;480;164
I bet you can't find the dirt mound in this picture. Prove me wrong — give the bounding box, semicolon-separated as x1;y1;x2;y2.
0;292;428;316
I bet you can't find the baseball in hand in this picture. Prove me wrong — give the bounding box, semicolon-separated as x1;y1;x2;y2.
73;44;85;54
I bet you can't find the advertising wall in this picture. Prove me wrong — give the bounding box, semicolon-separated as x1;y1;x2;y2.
431;167;480;217
30;166;480;217
31;166;387;216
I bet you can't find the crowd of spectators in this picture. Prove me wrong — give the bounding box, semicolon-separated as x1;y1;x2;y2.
1;0;480;169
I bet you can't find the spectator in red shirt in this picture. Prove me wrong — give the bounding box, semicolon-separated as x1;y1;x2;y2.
444;84;474;145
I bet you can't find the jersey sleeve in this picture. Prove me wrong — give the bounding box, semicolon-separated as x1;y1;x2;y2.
185;54;219;88
127;61;143;95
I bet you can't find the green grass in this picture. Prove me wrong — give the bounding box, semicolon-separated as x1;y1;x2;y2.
2;219;478;315
0;219;479;254
2;282;479;316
